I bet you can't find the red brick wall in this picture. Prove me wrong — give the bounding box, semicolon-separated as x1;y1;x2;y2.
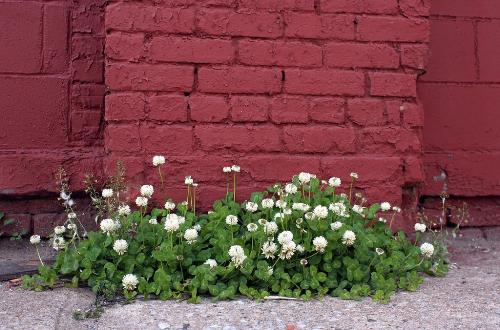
0;0;105;235
420;0;500;226
104;0;431;230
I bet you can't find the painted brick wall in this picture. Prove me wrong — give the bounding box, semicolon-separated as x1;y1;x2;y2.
420;0;500;226
104;0;431;230
0;0;105;236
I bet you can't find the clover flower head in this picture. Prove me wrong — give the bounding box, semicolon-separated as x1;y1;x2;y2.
152;155;166;167
228;245;246;267
261;241;278;259
415;223;426;233
247;223;258;232
67;223;77;231
392;206;402;213
292;203;310;212
296;244;305;253
184;228;198;244
148;218;158;225
118;204;131;216
245;201;258;213
231;165;240;173
164;214;180;232
376;248;385;255
225;215;238;226
68;212;77;219
164;201;176;211
352;205;365;216
102;188;113;198
279;241;296;260
277;231;293;244
122;274;138;291
113;239;128;255
261;198;274;209
223;166;232;173
204;259;217;269
54;226;66;235
184;176;194;185
52;236;66;250
285;183;298;194
135;196;148;207
264;222;278;236
350;172;359;180
420;242;434;258
193;224;201;231
342;230;356;246
329;202;348;217
313;205;328;219
330;221;343;231
258;218;267;226
30;235;41;245
140;185;154;198
380;202;391;211
298;172;312;184
100;218;118;234
313;236;328;253
276;200;287;209
267;267;274;276
379;217;387;223
328;177;341;187
60;191;70;201
300;259;308;266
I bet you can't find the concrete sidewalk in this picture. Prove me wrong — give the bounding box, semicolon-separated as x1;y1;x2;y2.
1;228;499;330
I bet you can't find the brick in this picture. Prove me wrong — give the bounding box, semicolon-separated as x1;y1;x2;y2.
239;0;314;11
73;58;104;83
0;214;31;237
399;0;431;16
321;0;398;14
107;64;194;91
72;84;105;113
106;93;145;121
285;69;364;96
105;124;141;152
358;128;420;154
241;155;321;182
404;156;424;183
308;97;345;123
401;44;428;69
239;40;321;67
321;157;402;183
285;13;355;40
33;214;66;237
150;36;234;64
358;17;429;42
140;125;193;154
431;0;500;18
189;95;229;122
270;97;309;123
106;33;144;61
148;95;188;122
347;98;385;126
324;42;399;69
72;0;104;35
0;77;68;149
198;66;281;94
195;125;281;152
386;100;402;125
369;73;417;97
71;111;102;140
422;20;475;82
401;102;423;127
0;2;42;73
198;9;282;38
478;21;500;82
106;4;195;33
43;5;69;73
283;127;356;153
230;96;269;122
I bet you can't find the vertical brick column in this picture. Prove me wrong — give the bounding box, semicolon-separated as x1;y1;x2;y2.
105;0;432;229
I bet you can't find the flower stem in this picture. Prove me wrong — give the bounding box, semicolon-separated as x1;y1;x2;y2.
35;246;45;266
233;173;236;202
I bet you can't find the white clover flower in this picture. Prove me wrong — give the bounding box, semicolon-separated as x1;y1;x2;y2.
102;188;113;198
231;165;240;172
261;241;278;259
313;236;328;252
267;266;274;276
152;155;166;167
277;231;293;244
300;259;308;266
135;196;148;207
247;223;258;232
245;202;258;213
380;202;391;211
304;212;313;220
376;248;385;255
113;239;128;255
122;274;138;291
223;166;232;173
204;259;217;269
177;216;186;225
275;200;287;209
340;193;348;199
67;223;77;231
261;198;274;209
100;218;118;234
328;177;342;187
415;223;426;233
379;217;387;223
352;205;365;216
30;235;41;245
193;224;201;231
330;221;343;231
60;191;70;201
298;172;312;184
67;212;77;219
420;243;434;258
184;228;198;244
184;176;193;185
313;205;329;219
350;172;359;180
140;185;154;198
225;215;238;226
264;221;278;235
274;212;285;220
342;230;356;246
54;226;66;235
322;180;328;185
283;208;292;215
148;218;158;225
296;218;303;225
292;203;310;212
279;241;296;260
258;218;267;226
66;199;75;207
228;245;246;267
118;204;131;216
284;183;298;194
296;244;304;253
52;236;65;250
329;202;348;217
164;201;176;211
392;206;402;213
164;214;180;233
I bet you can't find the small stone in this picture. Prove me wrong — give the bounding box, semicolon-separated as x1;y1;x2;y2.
158;322;169;329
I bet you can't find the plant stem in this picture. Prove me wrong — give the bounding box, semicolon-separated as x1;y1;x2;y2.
233;173;236;202
35;246;45;266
